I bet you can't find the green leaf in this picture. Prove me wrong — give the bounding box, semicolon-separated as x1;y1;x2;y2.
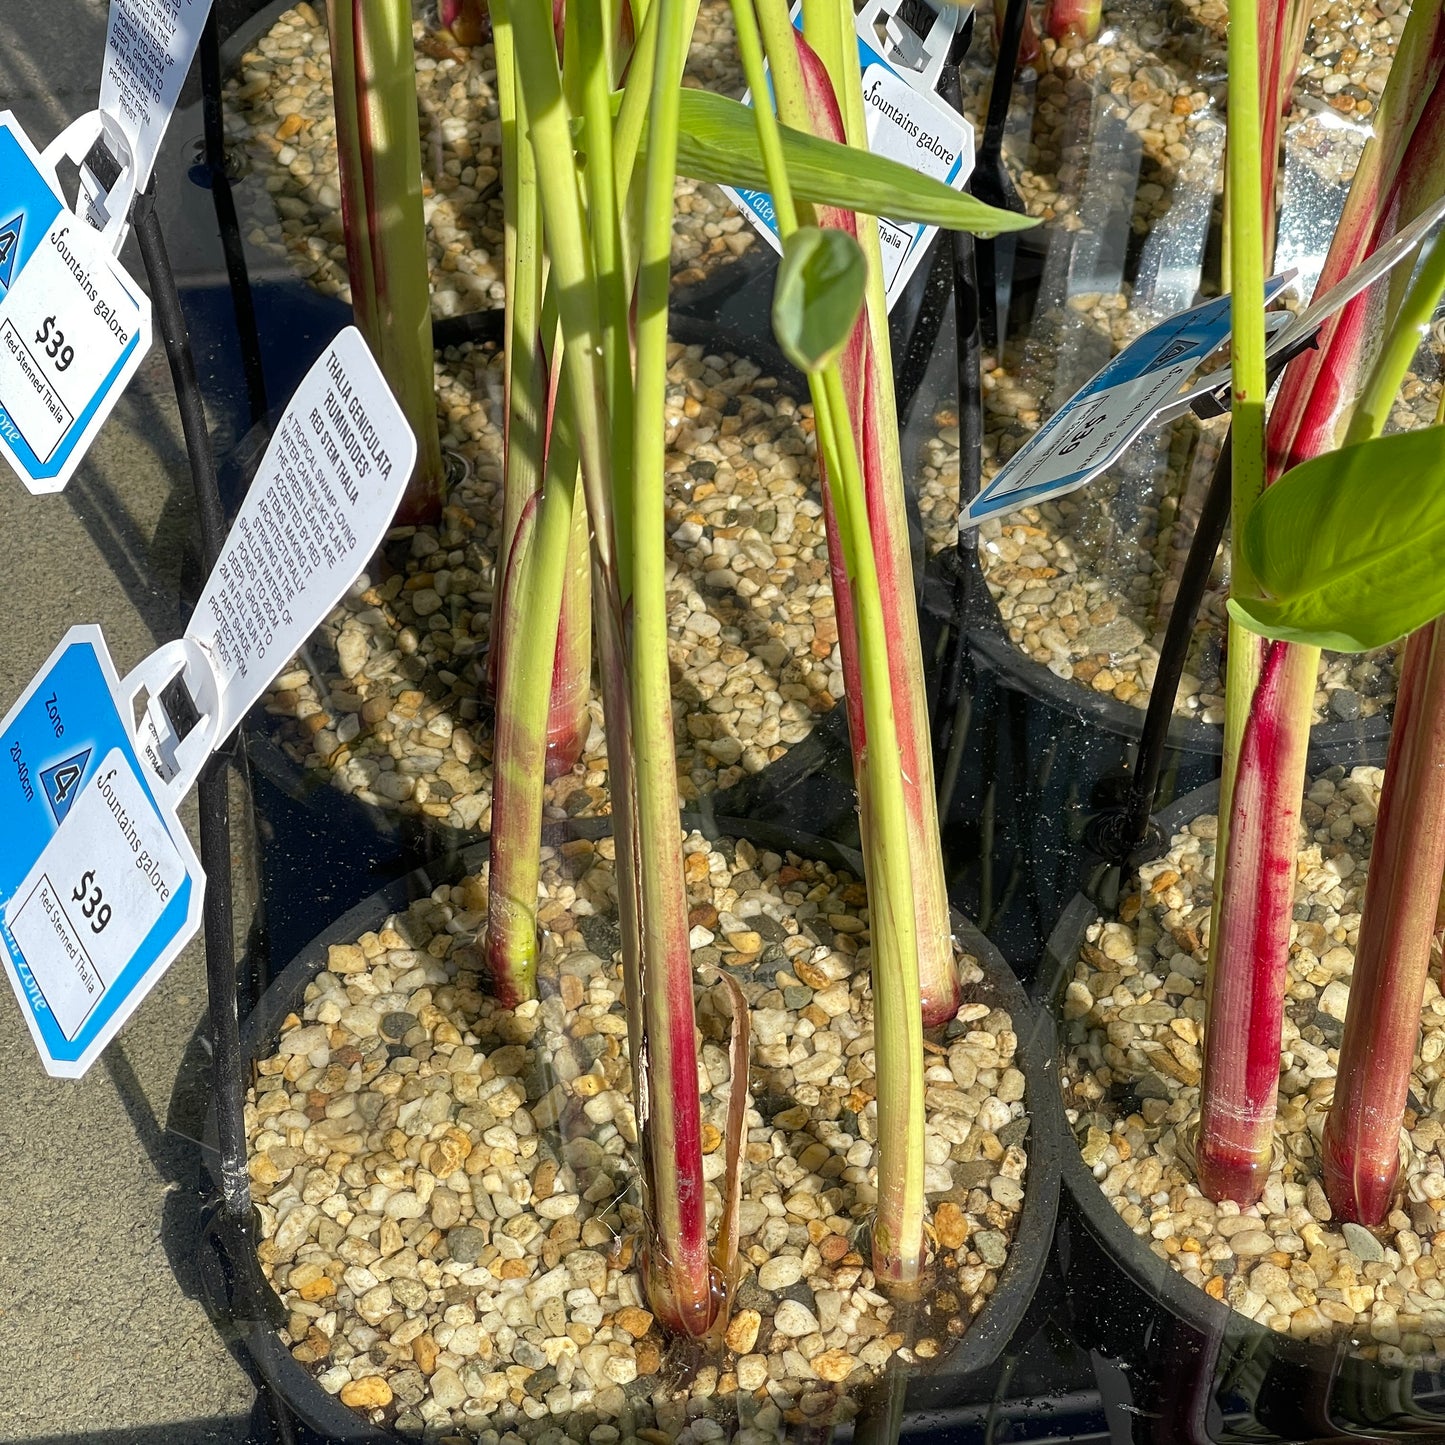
771;226;866;374
676;89;1038;236
1231;425;1445;651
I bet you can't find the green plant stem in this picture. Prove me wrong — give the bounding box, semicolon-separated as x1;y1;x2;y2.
754;0;813;135
488;32;589;1002
728;0;800;232
484;389;581;1003
733;0;927;1284
576;0;637;603
817;371;927;1286
325;0;445;523
500;0;642;1066
491;26;546;672
629;0;715;1338
1346;235;1445;445
1225;0;1268;601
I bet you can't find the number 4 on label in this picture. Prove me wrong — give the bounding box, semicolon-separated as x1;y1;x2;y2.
40;746;92;824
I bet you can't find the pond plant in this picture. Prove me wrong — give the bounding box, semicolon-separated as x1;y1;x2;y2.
1194;0;1445;1224
321;0;1035;1343
324;0;447;522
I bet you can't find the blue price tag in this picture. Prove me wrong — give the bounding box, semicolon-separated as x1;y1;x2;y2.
0;627;204;1077
0;111;152;494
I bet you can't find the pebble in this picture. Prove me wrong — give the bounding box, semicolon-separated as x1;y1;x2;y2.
446;1224;487;1264
1343;1222;1385;1262
772;1300;820;1337
249;832;1027;1435
339;1376;393;1409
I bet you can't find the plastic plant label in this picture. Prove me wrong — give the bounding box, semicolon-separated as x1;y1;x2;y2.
80;0;214;234
184;326;417;744
961;194;1445;529
724;0;973;310
960;274;1295;528
0;628;205;1078
0;113;151;494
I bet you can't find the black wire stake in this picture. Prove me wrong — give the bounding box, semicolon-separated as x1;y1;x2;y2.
1118;427;1233;848
969;0;1029;351
1108;331;1320;857
199;10;268;428
132;182;251;1228
943;58;984;513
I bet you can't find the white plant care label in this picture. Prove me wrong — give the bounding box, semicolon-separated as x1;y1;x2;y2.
0;215;151;492
0;112;151;493
184;326;417;744
725;0;973;311
859;63;972;301
81;0;214;232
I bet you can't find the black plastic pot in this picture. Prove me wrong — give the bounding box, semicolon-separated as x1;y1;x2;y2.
942;521;1394;763
199;818;1061;1442
1034;781;1445;1440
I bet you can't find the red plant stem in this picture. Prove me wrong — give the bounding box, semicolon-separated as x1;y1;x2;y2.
1321;623;1445;1224
327;0;446;523
791;34;960;1027
1266;6;1445;478
1196;638;1316;1203
1257;0;1309;257
1198;0;1445;1210
1043;0;1100;45
438;0;490;43
994;0;1041;68
545;484;593;778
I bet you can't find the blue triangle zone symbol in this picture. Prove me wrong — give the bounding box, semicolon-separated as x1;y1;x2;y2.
40;747;92;825
0;212;22;295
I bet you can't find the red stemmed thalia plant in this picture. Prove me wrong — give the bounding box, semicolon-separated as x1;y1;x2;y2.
325;0;447;523
1195;0;1445;1229
456;0;1034;1331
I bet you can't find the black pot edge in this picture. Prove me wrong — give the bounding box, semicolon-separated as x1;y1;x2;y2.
947;543;1393;764
198;822;1060;1438
943;913;1063;1379
1031;777;1440;1388
218;0;308;68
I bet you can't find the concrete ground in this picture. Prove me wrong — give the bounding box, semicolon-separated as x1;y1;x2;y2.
0;2;270;1439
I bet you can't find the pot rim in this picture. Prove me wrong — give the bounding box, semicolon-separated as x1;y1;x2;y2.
939;544;1393;761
